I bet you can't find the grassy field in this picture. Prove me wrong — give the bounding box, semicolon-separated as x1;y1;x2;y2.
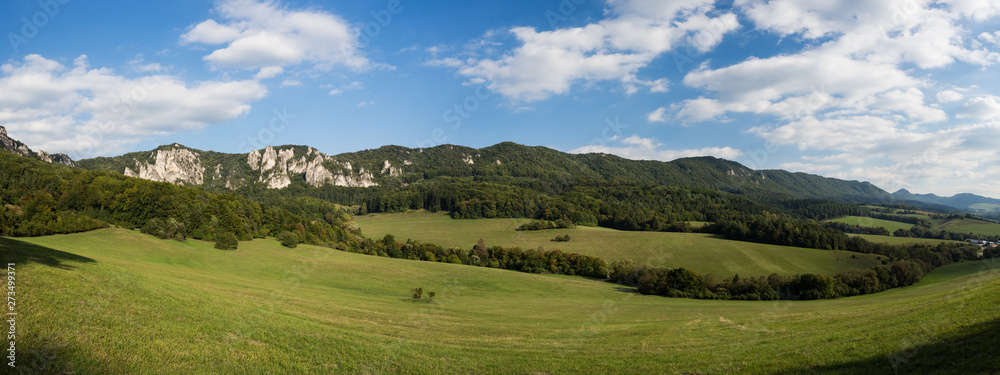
825;216;914;232
849;234;966;246
930;217;1000;236
4;229;1000;374
355;211;882;277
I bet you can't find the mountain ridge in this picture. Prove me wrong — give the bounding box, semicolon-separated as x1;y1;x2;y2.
893;189;1000;212
73;140;895;204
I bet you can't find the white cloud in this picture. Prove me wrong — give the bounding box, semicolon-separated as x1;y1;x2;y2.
0;54;266;157
357;101;374;108
680;50;921;121
755;116;1000;195
679;0;1000;122
669;0;1000;196
180;19;243;45
980;31;1000;47
254;66;283;80
936;90;965;103
569;134;742;161
945;0;1000;21
647;107;668;123
435;0;738;102
181;0;368;72
958;96;1000;120
279;79;301;87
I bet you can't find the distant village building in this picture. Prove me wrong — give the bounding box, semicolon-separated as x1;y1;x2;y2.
966;239;998;247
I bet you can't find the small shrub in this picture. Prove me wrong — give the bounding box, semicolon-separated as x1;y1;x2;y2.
278;231;299;248
214;232;238;250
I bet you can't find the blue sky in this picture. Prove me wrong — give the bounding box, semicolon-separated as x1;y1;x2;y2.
2;0;1000;197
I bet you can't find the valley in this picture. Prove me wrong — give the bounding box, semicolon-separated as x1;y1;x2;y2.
355;211;882;277
4;1;1000;373
7;229;1000;374
1;128;997;373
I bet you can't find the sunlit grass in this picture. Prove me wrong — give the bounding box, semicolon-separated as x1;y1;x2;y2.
356;211;882;277
4;229;999;374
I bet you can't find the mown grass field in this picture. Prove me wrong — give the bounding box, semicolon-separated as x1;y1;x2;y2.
3;229;1000;374
355;211;881;277
825;216;914;232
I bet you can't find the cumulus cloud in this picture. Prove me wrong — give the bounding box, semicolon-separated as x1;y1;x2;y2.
181;0;368;72
254;66;284;80
958;96;1000;120
679;0;1000;123
646;107;668;123
433;0;738;102
936;90;965;103
0;54;266;157
569;134;742;161
666;0;1000;196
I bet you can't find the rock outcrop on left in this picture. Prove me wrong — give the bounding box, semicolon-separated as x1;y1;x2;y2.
79;143;390;190
0;126;76;167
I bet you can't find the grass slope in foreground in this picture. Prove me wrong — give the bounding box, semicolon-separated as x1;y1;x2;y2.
4;229;1000;374
355;211;881;277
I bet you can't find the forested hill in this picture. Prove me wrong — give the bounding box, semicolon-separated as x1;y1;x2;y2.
76;141;894;204
893;189;1000;212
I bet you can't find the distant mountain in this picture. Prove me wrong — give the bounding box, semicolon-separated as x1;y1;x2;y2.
893;189;1000;211
0;126;75;167
74;141;895;204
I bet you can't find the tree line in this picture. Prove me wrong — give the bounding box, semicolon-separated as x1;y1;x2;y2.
0;150;357;249
345;236;608;278
609;243;974;300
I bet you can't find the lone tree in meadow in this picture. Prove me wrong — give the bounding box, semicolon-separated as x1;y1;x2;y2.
411;287;424;300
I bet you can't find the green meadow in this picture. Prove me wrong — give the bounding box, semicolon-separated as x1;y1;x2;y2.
4;229;999;374
930;217;1000;236
825;216;914;232
355;211;882;277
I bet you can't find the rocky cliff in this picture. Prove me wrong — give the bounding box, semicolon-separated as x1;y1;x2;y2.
0;126;76;167
246;145;377;189
123;145;206;185
78;143;385;190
